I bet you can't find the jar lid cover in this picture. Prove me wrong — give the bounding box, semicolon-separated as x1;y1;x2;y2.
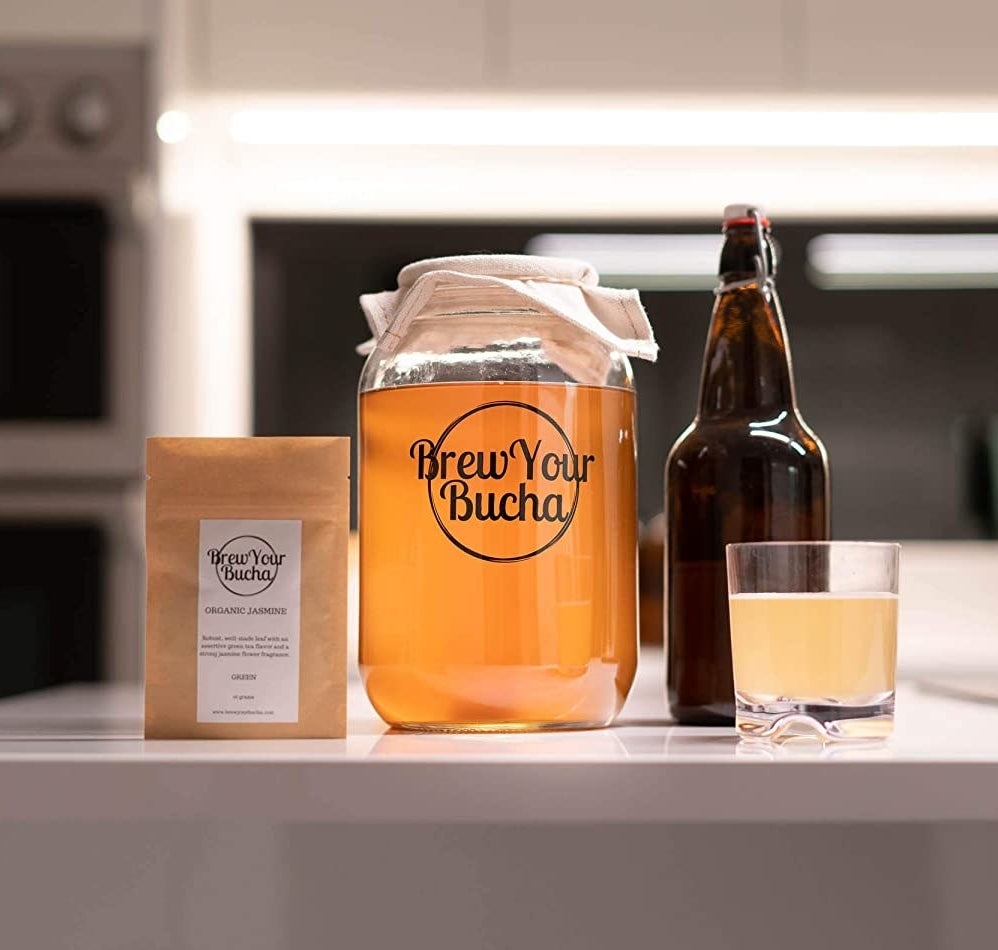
358;254;657;361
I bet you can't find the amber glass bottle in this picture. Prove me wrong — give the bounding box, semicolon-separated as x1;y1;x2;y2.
666;206;830;725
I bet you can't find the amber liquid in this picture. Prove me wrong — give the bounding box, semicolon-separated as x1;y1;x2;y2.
666;226;829;725
360;381;638;731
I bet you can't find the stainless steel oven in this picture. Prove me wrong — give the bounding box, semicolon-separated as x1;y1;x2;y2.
0;45;149;477
0;487;143;696
0;46;150;692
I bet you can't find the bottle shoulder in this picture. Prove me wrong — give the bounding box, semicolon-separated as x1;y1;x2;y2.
667;411;827;469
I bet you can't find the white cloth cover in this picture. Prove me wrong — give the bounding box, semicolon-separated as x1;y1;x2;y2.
358;254;658;362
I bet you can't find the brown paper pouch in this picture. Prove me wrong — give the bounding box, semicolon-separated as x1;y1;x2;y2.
145;437;349;738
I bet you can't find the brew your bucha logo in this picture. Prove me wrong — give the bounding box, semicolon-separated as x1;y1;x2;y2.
207;535;286;595
409;401;596;562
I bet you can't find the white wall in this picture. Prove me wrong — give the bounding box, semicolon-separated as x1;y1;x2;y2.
0;0;153;42
149;3;998;436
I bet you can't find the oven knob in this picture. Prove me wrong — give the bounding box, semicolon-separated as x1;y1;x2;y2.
59;80;115;148
0;80;27;148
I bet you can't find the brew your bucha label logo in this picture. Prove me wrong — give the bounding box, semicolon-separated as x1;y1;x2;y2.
409;400;596;563
206;535;287;596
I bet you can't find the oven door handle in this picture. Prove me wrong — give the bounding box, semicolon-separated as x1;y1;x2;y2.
108;172;156;237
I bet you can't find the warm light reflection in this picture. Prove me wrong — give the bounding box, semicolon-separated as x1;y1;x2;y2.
156;109;191;144
749;429;807;456
749;410;789;429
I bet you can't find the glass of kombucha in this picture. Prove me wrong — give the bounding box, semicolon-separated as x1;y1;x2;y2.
726;541;900;741
358;255;657;731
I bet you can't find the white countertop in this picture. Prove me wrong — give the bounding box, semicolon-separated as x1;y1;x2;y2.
1;542;996;825
2;649;998;824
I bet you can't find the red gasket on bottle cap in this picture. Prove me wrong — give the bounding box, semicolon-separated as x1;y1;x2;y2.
722;203;770;229
723;215;771;229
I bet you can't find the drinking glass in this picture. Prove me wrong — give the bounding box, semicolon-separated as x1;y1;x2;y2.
726;541;900;741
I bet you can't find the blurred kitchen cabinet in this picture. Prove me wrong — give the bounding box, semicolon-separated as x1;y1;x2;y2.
0;0;150;42
801;0;998;93
192;0;490;91
505;0;787;92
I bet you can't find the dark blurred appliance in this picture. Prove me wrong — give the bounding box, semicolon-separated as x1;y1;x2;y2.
0;489;143;697
0;45;148;476
0;46;149;695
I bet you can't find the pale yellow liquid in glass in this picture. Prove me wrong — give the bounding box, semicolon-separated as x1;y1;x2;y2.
729;593;898;701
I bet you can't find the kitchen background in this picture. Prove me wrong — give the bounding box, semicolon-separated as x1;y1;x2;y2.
3;0;998;695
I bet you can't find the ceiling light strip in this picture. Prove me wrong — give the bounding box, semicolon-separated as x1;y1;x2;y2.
229;108;998;148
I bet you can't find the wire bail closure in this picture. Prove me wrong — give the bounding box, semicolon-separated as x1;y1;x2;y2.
715;206;775;297
750;206;770;290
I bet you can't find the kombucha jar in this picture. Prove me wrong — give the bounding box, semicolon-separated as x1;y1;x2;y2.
358;255;658;731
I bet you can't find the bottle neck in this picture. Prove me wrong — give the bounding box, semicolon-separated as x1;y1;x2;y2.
697;226;797;419
718;222;776;282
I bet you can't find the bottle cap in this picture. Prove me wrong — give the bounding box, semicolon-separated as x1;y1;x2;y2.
722;204;770;229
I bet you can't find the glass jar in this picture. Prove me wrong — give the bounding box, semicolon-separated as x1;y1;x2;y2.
358;256;656;731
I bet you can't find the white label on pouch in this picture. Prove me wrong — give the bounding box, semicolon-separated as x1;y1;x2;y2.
197;519;302;723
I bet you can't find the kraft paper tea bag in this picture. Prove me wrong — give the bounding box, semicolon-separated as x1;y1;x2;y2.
145;437;349;739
